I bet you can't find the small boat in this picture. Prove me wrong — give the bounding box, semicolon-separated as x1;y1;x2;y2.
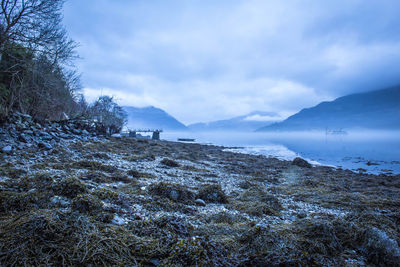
178;138;196;142
325;128;347;135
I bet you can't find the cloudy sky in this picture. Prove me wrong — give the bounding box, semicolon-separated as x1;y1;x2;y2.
63;0;400;124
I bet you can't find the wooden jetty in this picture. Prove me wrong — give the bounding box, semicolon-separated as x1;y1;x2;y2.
123;129;163;140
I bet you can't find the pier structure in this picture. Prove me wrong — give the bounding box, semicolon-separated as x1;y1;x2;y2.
127;129;163;140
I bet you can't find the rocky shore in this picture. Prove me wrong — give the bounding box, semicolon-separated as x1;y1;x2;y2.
1;113;400;266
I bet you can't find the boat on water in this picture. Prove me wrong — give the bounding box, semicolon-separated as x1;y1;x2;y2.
325;128;348;135
178;138;196;142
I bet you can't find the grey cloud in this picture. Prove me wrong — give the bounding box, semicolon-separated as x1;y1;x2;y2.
63;0;400;123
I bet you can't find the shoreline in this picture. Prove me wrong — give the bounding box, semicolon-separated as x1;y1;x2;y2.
170;133;400;175
1;135;400;265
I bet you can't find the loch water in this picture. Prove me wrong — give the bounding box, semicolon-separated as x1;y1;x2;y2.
163;130;400;175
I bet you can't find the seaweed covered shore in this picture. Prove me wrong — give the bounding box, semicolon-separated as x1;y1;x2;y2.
1;123;400;266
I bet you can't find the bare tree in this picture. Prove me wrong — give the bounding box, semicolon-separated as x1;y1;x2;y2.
0;0;81;121
0;0;75;64
89;96;127;135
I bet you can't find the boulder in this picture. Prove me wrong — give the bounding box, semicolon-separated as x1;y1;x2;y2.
1;145;12;154
72;129;82;135
292;157;312;168
38;142;53;150
195;199;206;206
18;134;29;143
58;133;70;139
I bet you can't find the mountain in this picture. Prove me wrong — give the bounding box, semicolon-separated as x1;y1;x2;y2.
257;86;400;131
123;106;187;131
188;111;282;131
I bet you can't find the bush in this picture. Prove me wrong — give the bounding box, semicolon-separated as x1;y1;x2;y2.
87;96;127;135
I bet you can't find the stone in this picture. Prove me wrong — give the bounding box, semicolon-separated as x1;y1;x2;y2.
169;190;180;201
292;157;312;168
38;142;52;150
50;196;70;207
72;129;82;135
20;113;32;121
18;134;29;143
112;215;126;225
42;135;53;141
149;259;161;266
39;131;49;136
58;133;71;139
1;145;12;154
82;130;89;135
195;199;206;206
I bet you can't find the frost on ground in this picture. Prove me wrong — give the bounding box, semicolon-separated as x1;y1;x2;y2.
1;137;400;266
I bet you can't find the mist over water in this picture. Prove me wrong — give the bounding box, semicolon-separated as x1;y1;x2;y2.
162;130;400;175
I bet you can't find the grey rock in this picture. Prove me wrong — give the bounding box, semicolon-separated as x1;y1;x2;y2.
23;130;34;135
18;134;29;143
20;113;32;121
82;129;89;135
72;129;82;135
1;145;12;154
112;215;126;225
297;212;307;219
38;142;52;150
292;157;312;168
15;122;25;129
195;199;206;206
42;135;53;141
169;190;180;201
59;133;72;139
149;259;161;266
17;144;25;150
51;196;70;207
38;131;49;136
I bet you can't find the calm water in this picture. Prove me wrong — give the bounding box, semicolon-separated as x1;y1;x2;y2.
162;130;400;175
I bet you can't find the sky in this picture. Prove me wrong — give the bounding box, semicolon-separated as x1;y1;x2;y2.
63;0;400;124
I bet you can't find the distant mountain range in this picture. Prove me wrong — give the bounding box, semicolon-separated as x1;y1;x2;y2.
188;111;282;131
257;86;400;131
123;106;187;131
